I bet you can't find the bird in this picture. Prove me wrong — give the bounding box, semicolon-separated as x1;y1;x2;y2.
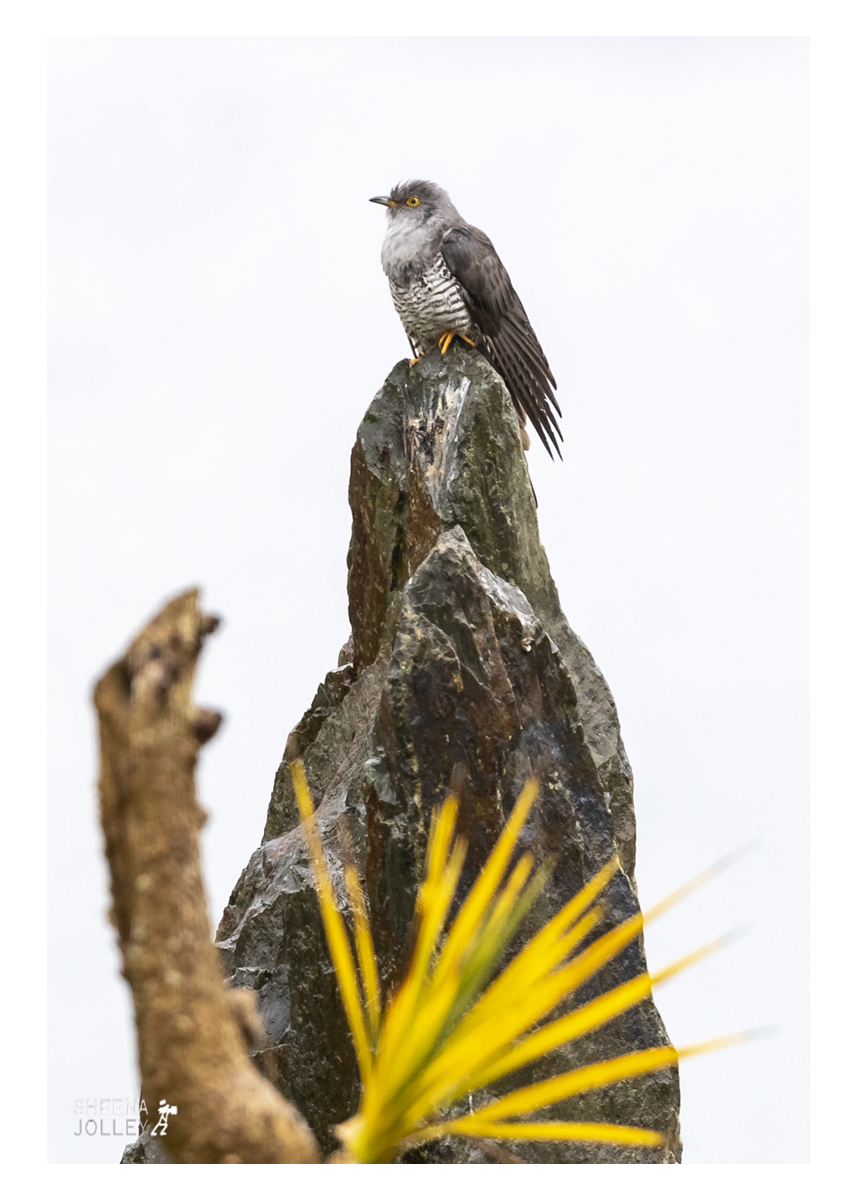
370;181;563;459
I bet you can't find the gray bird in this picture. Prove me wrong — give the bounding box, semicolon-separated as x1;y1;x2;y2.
370;180;563;458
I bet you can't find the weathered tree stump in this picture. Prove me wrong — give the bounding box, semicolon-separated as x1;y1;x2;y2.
95;590;318;1164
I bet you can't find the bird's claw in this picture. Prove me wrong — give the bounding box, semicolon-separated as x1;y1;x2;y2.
438;332;476;355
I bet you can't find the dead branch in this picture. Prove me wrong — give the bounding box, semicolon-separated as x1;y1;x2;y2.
94;589;318;1163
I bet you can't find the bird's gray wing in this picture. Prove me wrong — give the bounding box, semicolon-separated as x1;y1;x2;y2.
441;223;563;459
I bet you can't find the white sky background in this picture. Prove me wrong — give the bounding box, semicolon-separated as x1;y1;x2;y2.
48;37;808;1165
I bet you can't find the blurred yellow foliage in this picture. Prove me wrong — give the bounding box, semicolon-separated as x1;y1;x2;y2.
291;760;740;1164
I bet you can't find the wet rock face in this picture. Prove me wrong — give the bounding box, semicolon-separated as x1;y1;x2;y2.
216;346;681;1163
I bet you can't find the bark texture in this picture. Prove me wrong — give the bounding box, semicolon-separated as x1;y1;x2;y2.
95;590;318;1164
217;347;682;1162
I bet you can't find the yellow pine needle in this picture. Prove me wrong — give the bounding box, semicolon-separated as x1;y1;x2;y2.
510;853;620;966
466;975;657;1093
457;1044;680;1126
456;1032;748;1135
376;958;461;1107
355;847;543;1165
529;854;620;948
351;803;472;1161
643;852;741;923
450;855;620;1035
294;764;744;1164
462;934;730;1093
431;779;539;991
425;1034;752;1159
360;797;540;1144
460;847;734;1063
401;799;463;1005
472;851;534;957
446;904;630;1069
361;971;464;1157
438;1120;664;1148
445;906;651;1068
290;760;372;1083
403;885;608;1094
412;833;468;985
487;884;738;1050
443;852;538;1021
399;904;606;1126
420;796;459;910
676;1031;751;1060
448;858;737;1090
442;850;535;999
384;854;541;1123
460;905;604;1036
343;864;382;1044
368;835;467;1102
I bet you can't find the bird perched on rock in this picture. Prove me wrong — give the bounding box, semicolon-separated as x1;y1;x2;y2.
370;181;563;458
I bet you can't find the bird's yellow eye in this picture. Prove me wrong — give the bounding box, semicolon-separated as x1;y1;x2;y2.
406;195;421;207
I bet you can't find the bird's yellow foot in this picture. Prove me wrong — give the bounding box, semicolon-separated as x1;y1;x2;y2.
409;352;425;367
438;331;476;355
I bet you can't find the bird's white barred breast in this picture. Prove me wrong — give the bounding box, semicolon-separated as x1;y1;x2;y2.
389;254;474;352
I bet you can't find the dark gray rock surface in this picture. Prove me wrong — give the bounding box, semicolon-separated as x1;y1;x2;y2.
216;347;681;1162
120;1131;170;1163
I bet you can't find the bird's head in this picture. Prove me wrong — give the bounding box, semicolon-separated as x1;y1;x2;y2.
369;180;455;224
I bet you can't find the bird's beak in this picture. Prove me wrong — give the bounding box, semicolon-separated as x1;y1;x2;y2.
370;195;397;208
